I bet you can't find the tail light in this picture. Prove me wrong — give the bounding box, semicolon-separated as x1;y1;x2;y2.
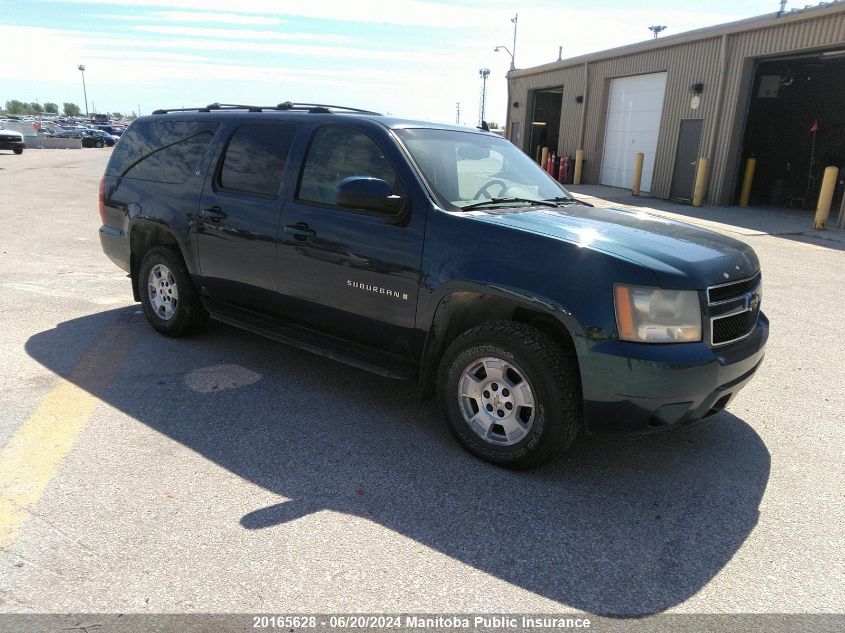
98;176;106;223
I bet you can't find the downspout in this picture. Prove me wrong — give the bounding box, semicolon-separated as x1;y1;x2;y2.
577;61;590;150
505;69;512;143
706;33;729;204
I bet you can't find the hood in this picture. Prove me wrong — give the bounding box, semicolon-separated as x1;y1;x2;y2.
467;205;759;289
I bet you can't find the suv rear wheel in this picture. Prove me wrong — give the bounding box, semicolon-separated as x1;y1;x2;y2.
138;246;208;337
437;321;581;468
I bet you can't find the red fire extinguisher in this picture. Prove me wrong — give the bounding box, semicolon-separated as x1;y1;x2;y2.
547;151;556;175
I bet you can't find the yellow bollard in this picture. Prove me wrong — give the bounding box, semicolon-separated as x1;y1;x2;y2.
813;166;839;230
739;157;756;207
692;157;710;207
540;147;549;170
631;152;645;196
574;149;584;185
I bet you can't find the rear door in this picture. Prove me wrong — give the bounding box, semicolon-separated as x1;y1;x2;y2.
276;124;424;358
196;121;296;313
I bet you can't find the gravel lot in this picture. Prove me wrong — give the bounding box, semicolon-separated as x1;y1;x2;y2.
0;149;842;621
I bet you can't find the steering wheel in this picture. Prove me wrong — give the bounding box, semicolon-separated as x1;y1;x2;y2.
473;179;509;200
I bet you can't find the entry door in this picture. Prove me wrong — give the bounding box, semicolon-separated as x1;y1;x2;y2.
197;122;296;313
600;72;668;191
670;119;703;202
276;125;423;358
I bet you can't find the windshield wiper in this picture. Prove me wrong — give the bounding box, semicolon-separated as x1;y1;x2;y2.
543;196;594;207
459;197;558;211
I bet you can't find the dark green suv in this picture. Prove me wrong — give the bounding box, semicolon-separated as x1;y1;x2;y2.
99;102;768;468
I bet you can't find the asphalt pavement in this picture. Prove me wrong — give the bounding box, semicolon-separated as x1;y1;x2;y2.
0;149;842;622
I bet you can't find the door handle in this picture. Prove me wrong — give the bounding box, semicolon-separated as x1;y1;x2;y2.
201;206;228;222
284;223;316;240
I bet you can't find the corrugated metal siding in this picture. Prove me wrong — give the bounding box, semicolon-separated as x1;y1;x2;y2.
581;38;722;197
710;11;845;203
509;5;845;205
510;66;584;158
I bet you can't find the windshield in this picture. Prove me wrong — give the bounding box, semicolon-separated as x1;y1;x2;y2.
395;128;572;210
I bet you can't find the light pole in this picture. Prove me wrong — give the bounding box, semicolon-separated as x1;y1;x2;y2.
77;64;89;117
478;68;490;125
648;25;667;39
494;45;514;70
510;13;518;69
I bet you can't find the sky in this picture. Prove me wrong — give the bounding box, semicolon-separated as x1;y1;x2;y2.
1;0;786;126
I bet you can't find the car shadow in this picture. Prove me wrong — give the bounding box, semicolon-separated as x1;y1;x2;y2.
26;307;771;616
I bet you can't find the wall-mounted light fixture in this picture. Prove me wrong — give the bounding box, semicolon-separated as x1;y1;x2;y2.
689;82;704;94
512;101;519;108
575;95;584;103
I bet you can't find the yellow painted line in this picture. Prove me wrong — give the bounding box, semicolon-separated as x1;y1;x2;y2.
0;310;140;548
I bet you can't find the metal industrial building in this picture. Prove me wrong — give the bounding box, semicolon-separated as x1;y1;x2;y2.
505;2;845;207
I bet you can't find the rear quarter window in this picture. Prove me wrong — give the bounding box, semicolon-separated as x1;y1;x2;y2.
107;120;219;184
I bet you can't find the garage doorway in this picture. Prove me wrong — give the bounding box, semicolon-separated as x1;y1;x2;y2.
737;51;845;208
528;88;562;161
600;72;668;192
601;73;666;193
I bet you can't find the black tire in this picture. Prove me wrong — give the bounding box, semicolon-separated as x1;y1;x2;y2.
437;321;581;469
13;148;23;155
96;140;104;148
138;246;208;337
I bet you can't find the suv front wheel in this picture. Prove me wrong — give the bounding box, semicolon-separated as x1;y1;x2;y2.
437;321;581;469
138;246;208;337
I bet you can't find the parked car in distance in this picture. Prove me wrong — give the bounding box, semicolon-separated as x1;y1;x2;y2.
0;126;25;154
81;129;117;148
98;102;768;468
54;129;84;138
94;124;124;136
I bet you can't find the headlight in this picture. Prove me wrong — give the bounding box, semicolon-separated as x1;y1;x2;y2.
614;285;702;343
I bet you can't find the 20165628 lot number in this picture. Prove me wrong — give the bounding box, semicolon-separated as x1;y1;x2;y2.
253;615;317;628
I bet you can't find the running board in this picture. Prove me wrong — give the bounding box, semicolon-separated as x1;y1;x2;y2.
205;300;415;381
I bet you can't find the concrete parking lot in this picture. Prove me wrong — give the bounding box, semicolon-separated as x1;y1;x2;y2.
0;150;842;619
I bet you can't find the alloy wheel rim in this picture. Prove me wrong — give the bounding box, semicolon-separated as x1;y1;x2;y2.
148;264;179;321
457;356;535;446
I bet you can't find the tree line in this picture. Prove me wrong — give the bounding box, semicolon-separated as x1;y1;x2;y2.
3;100;126;118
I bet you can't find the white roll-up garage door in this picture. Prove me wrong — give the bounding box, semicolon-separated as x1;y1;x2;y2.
599;72;668;192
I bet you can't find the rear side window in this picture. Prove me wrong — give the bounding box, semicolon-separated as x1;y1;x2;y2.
107;121;219;184
217;123;296;198
297;126;400;206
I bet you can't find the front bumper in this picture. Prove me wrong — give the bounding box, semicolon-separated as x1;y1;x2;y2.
0;140;24;151
580;311;769;433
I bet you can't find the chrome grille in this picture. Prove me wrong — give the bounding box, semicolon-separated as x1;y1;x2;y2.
708;274;762;346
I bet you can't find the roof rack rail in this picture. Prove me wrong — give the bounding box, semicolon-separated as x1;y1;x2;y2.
151;106;212;115
206;103;264;112
149;102;382;116
275;102;382;115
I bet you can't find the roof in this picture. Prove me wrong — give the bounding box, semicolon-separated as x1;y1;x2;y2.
142;103;496;134
510;0;845;78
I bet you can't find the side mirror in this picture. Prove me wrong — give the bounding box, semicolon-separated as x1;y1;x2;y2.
336;177;407;219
